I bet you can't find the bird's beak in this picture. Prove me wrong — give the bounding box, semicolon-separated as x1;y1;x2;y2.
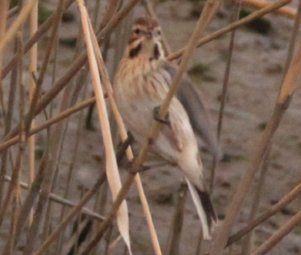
145;31;152;39
145;30;156;40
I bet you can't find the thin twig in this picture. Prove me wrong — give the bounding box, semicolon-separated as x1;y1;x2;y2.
104;224;114;255
98;0;121;32
22;2;66;253
55;69;88;254
25;0;65;136
226;181;301;247
2;33;24;255
0;0;8;117
233;4;301;248
194;228;203;255
89;182;108;255
167;0;291;61
13;148;48;247
76;172;136;255
1;0;75;80
228;0;297;18
23;160;53;254
240;146;271;254
282;0;301;76
3;175;105;222
166;181;188;255
8;6;19;18
144;0;172;55
91;0;101;29
0;0;39;55
32;173;107;255
250;208;301;255
0;34;24;229
0;97;97;153
30;115;133;255
41;0;76;245
27;0;38;227
0;16;16;207
210;0;240;194
209;26;301;255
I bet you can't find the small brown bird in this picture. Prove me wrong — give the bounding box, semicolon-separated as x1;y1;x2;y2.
114;17;217;239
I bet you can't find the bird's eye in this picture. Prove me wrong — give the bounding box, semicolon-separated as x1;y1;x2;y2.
157;30;161;35
134;28;140;34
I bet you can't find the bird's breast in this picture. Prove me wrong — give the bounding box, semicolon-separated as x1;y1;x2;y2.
115;58;172;104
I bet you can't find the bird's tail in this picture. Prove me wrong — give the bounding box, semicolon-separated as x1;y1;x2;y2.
186;179;217;240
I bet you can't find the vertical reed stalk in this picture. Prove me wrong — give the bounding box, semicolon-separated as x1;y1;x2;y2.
1;0;75;80
194;229;203;255
240;146;271;254
166;181;188;255
209;30;301;255
0;0;8;117
13;150;48;247
32;173;106;255
145;0;172;55
103;224;113;255
89;181;109;255
28;0;38;227
210;1;239;194
0;0;39;55
56;68;88;254
0;0;13;205
77;1;132;253
0;34;25;230
282;0;301;76
2;34;24;255
0;0;9;210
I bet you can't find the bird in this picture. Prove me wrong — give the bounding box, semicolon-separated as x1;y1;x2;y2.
113;17;217;239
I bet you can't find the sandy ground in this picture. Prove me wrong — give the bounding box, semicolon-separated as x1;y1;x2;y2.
2;0;301;254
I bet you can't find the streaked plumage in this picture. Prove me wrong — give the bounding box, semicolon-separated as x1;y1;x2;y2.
114;17;217;239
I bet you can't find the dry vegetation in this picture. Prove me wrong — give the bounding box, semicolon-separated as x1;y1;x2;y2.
0;0;301;254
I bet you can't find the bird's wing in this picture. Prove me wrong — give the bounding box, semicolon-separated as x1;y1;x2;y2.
150;99;191;163
162;62;220;157
155;110;184;153
161;123;184;152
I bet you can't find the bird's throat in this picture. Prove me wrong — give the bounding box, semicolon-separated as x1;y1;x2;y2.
129;43;142;58
128;42;161;61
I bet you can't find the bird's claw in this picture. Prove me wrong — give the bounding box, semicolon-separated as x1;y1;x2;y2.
153;106;170;125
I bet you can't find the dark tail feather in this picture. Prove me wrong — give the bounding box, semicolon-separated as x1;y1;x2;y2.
186;179;217;239
195;187;217;231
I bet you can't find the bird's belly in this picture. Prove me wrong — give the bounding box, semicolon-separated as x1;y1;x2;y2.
119;99;158;142
115;73;167;135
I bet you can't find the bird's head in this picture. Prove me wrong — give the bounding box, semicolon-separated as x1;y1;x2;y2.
125;17;164;60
